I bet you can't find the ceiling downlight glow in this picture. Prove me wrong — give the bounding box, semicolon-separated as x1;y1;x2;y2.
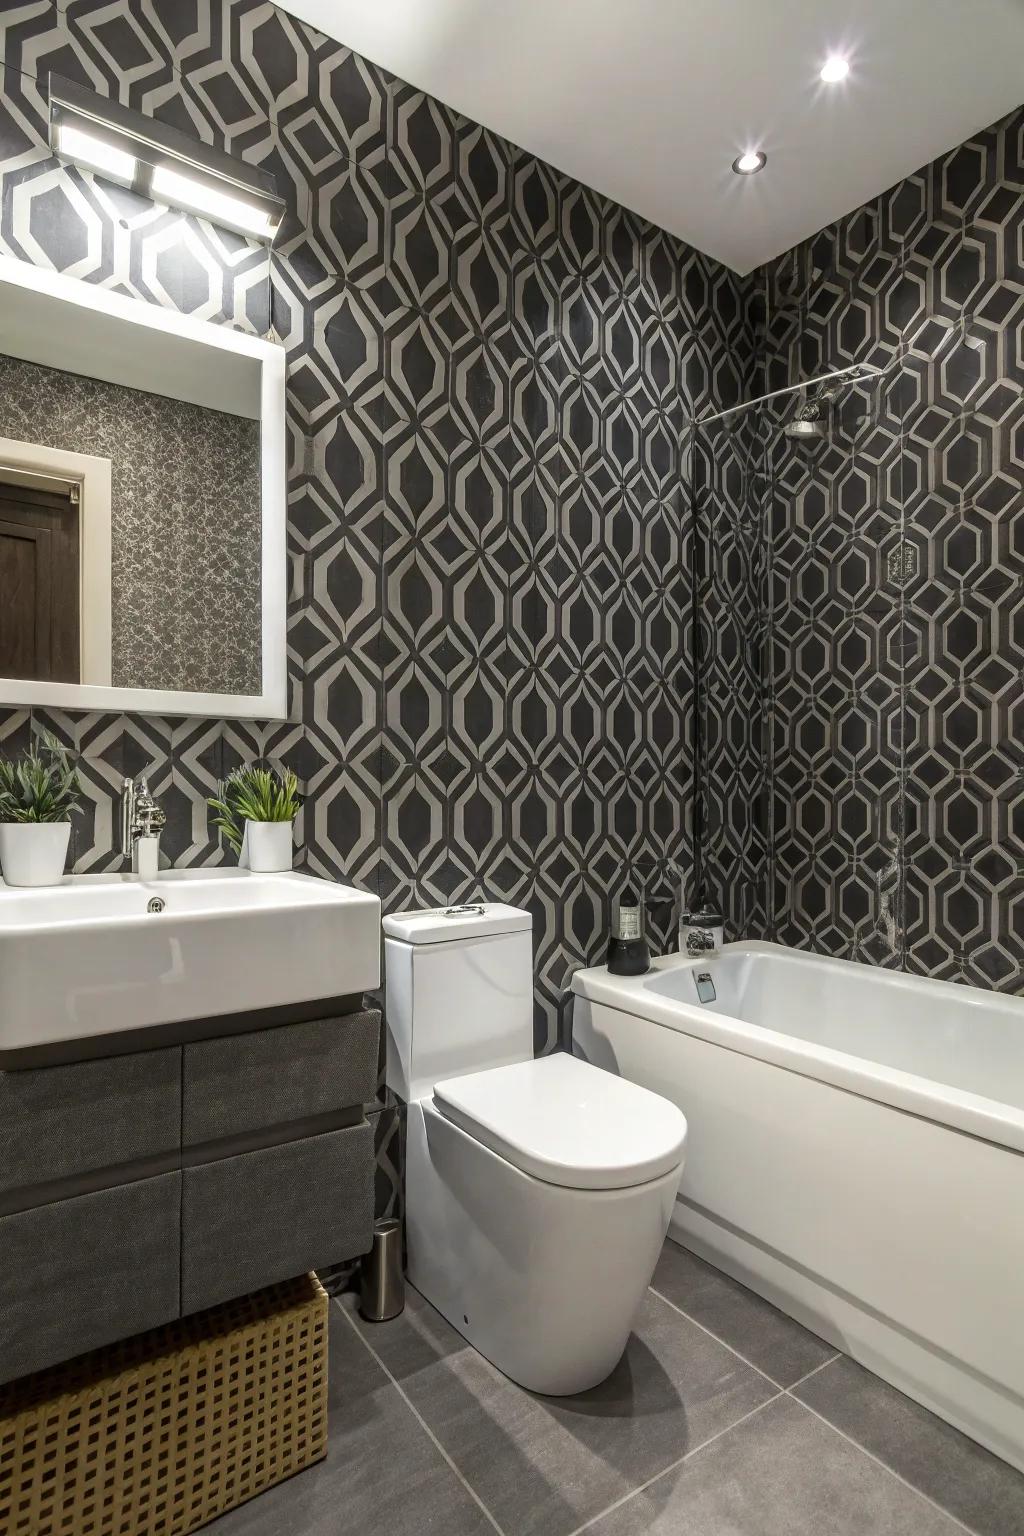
56;123;136;183
732;150;767;176
820;55;851;83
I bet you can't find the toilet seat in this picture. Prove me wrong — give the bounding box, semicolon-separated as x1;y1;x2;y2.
433;1052;687;1191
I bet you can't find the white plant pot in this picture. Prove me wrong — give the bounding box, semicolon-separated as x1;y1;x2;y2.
0;821;72;887
239;820;293;873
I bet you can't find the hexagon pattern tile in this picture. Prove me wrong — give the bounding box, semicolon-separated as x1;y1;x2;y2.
0;4;1019;1236
698;105;1023;992
0;0;764;1085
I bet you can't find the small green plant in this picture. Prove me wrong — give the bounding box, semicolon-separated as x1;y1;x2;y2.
208;764;301;854
0;731;82;823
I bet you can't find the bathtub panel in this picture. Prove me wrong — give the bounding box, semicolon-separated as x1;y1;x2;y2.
573;996;1024;1470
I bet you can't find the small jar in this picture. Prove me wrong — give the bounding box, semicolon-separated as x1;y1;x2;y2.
679;905;724;958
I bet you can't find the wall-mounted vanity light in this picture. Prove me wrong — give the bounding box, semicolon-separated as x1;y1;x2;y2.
49;75;285;243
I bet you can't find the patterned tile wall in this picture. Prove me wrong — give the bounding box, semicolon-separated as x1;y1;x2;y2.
0;0;758;1193
697;105;1024;993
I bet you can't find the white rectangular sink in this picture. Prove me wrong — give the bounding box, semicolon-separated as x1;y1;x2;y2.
0;869;382;1058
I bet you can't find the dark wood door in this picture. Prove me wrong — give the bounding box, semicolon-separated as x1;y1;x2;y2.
0;481;80;683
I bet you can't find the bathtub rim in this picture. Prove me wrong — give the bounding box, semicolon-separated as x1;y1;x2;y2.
571;942;1024;1157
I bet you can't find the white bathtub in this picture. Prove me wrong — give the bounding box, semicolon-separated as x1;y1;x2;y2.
571;941;1024;1471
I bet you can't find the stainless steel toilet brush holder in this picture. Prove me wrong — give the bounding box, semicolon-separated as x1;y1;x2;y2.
359;1217;405;1321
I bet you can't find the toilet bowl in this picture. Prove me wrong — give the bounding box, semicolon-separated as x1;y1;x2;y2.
383;903;687;1395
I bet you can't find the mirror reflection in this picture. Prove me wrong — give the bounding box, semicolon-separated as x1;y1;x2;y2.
0;277;263;698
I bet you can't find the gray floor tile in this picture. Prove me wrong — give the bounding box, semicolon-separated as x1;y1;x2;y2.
584;1393;960;1536
345;1283;776;1536
652;1238;836;1387
203;1300;496;1536
794;1354;1024;1536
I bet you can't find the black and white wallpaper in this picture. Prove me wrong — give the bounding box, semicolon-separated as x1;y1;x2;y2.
0;5;1019;1236
0;352;261;693
696;105;1024;994
0;0;756;1224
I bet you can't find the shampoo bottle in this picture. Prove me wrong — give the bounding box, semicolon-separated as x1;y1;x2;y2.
607;890;651;976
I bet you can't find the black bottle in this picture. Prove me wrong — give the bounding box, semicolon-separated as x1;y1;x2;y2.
607;890;651;976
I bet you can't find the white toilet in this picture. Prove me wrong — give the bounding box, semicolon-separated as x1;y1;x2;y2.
383;902;687;1395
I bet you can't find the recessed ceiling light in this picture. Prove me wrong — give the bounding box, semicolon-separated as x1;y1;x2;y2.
820;55;850;83
732;151;767;176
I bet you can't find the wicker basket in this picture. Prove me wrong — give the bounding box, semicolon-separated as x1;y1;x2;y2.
0;1272;328;1536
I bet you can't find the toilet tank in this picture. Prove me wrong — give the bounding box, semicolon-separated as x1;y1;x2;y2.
382;904;534;1102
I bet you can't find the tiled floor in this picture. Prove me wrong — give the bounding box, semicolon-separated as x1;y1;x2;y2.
207;1239;1024;1536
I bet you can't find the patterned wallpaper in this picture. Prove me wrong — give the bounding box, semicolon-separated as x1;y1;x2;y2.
0;352;261;693
0;0;756;1110
696;105;1024;994
0;3;1016;1189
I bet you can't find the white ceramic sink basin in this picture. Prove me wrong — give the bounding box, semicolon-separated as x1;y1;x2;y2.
0;869;382;1059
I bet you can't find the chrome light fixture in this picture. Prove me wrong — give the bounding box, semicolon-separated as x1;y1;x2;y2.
732;150;767;176
49;75;285;243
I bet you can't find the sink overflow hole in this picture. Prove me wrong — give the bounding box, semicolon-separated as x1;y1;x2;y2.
147;897;165;914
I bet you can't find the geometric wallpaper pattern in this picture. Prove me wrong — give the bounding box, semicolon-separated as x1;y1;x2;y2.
0;0;754;1227
696;103;1024;994
0;4;1019;1251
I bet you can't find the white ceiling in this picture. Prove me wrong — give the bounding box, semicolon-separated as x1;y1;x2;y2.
276;0;1024;275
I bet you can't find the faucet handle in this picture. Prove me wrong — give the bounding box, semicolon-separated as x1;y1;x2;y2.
133;778;166;838
121;775;165;862
121;775;135;861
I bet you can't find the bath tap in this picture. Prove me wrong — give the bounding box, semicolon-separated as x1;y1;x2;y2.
694;971;717;1004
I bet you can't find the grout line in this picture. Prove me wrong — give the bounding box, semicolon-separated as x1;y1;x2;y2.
335;1298;511;1536
564;1390;787;1536
791;1395;977;1536
648;1284;783;1389
784;1351;842;1392
654;1277;976;1529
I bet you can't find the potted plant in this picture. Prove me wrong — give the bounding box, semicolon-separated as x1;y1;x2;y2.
0;731;82;887
208;765;300;873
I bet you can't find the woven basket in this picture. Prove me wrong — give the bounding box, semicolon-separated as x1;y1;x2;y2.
0;1272;328;1536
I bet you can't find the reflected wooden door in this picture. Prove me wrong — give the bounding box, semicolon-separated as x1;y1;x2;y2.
0;481;80;682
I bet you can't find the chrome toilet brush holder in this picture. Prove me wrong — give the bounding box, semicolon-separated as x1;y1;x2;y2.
359;1218;405;1322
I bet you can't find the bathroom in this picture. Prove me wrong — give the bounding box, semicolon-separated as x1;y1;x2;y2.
0;0;1021;1531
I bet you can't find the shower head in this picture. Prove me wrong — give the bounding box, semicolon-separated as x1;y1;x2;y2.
783;382;839;441
783;414;826;440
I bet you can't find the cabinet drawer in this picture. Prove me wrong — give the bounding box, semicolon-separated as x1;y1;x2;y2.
182;1009;380;1146
181;1122;374;1314
0;1172;181;1385
0;1047;181;1201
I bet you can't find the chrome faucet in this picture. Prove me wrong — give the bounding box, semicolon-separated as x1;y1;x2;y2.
121;776;166;878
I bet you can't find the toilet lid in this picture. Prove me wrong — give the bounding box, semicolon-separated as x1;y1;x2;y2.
432;1053;687;1191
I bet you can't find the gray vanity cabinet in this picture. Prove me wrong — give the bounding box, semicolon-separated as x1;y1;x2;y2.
181;1009;379;1145
0;1003;380;1387
0;1174;182;1385
0;1046;181;1203
181;1123;374;1312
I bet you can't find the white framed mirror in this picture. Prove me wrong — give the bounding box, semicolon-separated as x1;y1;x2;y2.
0;255;287;719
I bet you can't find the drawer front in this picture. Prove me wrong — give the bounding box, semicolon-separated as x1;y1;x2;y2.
0;1173;181;1385
0;1048;181;1200
181;1123;374;1314
182;1009;380;1146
